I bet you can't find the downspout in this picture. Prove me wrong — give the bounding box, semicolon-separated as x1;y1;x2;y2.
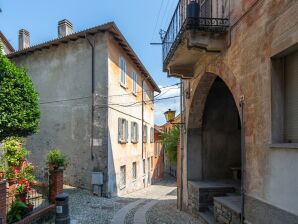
240;96;245;223
86;34;95;160
179;80;184;210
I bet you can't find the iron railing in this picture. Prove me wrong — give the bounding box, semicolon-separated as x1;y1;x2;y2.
162;0;230;64
6;181;49;214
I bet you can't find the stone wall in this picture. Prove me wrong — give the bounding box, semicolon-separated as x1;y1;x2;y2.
181;0;298;221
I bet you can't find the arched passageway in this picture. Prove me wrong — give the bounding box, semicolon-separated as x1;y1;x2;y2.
201;77;241;180
187;76;241;183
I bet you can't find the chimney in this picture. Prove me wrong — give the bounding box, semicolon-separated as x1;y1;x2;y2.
58;19;73;38
18;29;30;50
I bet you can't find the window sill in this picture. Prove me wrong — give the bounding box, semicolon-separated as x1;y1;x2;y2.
119;140;127;144
270;143;298;149
119;185;126;190
132;92;137;97
120;82;127;90
132;179;137;182
131;141;138;144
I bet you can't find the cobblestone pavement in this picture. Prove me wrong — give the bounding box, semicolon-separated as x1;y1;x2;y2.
64;176;201;224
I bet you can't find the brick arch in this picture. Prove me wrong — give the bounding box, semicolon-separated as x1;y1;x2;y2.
187;60;243;129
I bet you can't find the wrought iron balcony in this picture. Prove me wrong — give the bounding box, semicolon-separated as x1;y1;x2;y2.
162;0;230;66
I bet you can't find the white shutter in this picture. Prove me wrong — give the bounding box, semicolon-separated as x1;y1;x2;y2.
118;118;122;142
284;51;298;142
131;122;134;143
136;123;139;142
125;120;129;143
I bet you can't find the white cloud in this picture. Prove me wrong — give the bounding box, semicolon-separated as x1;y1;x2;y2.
154;85;181;125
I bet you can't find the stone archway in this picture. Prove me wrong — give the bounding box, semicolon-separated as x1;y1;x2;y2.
186;61;243;181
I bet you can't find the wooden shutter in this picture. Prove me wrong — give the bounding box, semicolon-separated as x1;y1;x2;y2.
118;118;122;142
136;123;139;142
284;50;298;142
131;122;134;143
125;120;129;143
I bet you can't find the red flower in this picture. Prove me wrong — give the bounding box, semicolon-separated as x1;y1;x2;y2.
27;203;34;211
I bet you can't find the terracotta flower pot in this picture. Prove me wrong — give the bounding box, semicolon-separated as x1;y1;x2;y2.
7;178;16;186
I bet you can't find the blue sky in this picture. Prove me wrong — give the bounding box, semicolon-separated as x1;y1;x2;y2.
0;0;180;125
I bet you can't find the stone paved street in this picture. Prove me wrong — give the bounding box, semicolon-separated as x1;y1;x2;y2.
64;176;201;224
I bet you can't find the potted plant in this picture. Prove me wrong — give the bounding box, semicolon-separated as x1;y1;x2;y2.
5;166;17;185
0;164;5;180
46;148;67;171
0;137;29;167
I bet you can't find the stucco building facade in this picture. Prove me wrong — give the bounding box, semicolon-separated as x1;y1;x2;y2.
7;20;160;197
0;31;14;55
162;0;298;223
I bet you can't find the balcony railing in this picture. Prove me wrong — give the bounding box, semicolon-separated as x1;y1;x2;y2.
162;0;230;64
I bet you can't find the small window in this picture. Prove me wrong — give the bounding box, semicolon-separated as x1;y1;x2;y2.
131;122;139;143
149;91;154;104
143;83;147;102
143;159;145;175
118;118;128;143
132;72;137;95
150;127;154;143
132;162;137;180
151;156;153;171
119;57;126;87
120;165;126;188
143;125;147;143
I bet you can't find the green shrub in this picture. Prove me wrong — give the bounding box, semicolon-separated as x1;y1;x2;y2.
7;200;29;224
0;137;29;166
161;126;180;165
47;148;67;170
0;48;40;141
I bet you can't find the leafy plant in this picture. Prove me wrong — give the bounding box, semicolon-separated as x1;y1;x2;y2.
161;126;180;165
4;166;17;179
0;137;29;166
47;148;67;170
0;49;40;141
6;200;29;224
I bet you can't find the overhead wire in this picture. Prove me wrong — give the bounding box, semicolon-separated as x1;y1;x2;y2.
151;0;166;42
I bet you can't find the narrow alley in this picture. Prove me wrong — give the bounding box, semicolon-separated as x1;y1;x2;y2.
65;177;201;224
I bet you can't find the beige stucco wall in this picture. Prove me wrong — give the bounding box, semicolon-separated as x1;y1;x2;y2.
179;0;298;218
107;34;155;196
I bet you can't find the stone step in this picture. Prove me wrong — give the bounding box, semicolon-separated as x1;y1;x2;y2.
198;210;215;224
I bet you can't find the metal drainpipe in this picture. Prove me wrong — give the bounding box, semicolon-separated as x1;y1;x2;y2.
179;80;184;211
142;79;144;160
86;34;95;160
240;96;245;223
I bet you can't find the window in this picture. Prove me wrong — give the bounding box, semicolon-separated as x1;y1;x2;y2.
143;159;145;175
149;91;154;104
143;82;147;102
132;162;137;180
151;156;153;171
119;57;126;87
150;127;154;143
284;50;298;142
131;122;139;143
143;125;147;143
118;118;128;143
132;72;137;95
272;49;298;144
120;165;126;188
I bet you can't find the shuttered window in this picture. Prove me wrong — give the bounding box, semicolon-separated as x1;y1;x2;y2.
143;125;147;143
131;122;139;143
120;165;126;188
119;57;126;87
132;162;137;180
150;127;154;143
132;72;137;95
284;50;298;143
118;118;128;143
